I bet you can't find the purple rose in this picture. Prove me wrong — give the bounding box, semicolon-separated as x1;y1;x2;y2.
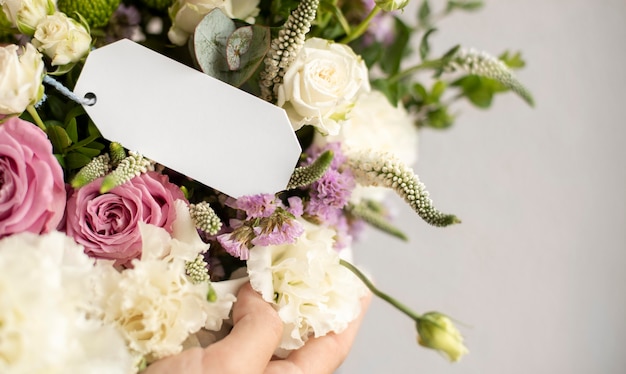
0;117;66;238
64;171;185;264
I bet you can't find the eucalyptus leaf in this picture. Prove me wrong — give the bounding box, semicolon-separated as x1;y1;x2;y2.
194;9;270;87
194;9;235;75
226;26;253;70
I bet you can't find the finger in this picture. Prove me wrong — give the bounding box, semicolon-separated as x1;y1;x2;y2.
264;292;372;374
201;282;283;373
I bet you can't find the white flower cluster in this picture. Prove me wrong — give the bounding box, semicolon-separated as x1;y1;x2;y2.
0;231;134;373
247;219;367;357
93;200;236;364
0;0;91;115
0;200;236;371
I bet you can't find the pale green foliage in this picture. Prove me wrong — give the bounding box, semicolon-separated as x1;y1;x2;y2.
189;201;222;235
100;151;153;193
259;0;319;101
347;150;460;227
286;150;333;190
71;154;111;188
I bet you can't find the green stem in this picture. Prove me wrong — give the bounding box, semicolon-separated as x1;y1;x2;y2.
26;105;46;132
340;6;382;44
388;59;444;84
340;259;422;321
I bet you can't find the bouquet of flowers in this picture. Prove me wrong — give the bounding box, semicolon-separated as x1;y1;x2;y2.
0;0;532;372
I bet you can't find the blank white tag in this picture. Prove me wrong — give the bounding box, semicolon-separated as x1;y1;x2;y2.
74;39;301;198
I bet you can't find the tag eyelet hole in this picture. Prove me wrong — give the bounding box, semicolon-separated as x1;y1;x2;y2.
84;92;97;106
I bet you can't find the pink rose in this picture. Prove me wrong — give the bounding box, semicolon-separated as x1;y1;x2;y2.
0;117;66;238
64;171;185;264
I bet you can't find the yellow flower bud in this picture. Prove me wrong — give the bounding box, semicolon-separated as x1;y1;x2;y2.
416;312;469;362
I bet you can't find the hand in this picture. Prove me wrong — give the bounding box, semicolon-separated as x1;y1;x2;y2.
144;282;371;374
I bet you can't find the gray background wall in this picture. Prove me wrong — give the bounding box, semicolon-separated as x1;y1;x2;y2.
341;0;626;373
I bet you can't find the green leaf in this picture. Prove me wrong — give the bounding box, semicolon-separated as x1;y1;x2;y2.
499;50;526;69
419;28;437;60
431;80;447;101
87;120;101;137
46;95;66;121
379;17;411;75
411;83;428;101
347;202;408;241
452;75;497;108
194;9;270;87
66;118;78;143
75;146;101;158
65;152;93;170
426;106;455;129
446;0;484;12
418;0;431;27
47;124;72;153
54;154;66;168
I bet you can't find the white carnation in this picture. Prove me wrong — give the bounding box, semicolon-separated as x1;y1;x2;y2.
96;203;235;363
320;90;419;202
96;259;224;363
276;38;370;136
0;231;133;374
32;12;91;66
247;219;367;356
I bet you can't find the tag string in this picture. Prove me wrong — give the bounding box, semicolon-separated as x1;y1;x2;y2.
43;75;97;106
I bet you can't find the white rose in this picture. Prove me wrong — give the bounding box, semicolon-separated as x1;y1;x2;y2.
0;43;44;115
0;0;56;35
32;12;91;66
277;38;370;136
319;90;419;202
247;219;367;356
167;0;260;46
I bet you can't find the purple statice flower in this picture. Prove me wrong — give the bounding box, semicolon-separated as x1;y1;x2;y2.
285;196;304;216
233;193;277;219
305;168;355;222
251;216;304;246
217;233;250;260
217;224;255;260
